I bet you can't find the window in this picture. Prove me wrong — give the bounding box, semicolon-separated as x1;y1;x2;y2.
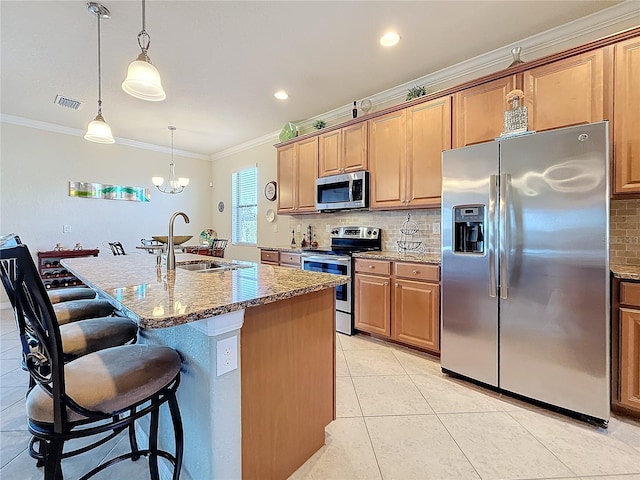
232;167;258;245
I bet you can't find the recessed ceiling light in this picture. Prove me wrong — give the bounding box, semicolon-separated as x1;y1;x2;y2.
380;31;400;47
274;90;289;100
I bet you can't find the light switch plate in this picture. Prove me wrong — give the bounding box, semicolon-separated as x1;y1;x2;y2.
216;335;238;376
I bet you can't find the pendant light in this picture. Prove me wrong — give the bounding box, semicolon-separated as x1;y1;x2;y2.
152;126;189;194
85;3;114;144
122;0;166;101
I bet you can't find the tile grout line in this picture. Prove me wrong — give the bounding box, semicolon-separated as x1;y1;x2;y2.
432;412;485;480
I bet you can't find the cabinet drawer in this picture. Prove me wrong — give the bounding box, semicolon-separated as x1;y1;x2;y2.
394;262;439;282
355;259;391;275
280;253;301;266
620;282;640;307
260;250;279;264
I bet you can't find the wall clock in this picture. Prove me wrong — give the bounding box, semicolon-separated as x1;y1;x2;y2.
264;181;277;201
218;201;225;212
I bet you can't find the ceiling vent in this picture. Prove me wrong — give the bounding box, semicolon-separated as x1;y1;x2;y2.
54;95;84;110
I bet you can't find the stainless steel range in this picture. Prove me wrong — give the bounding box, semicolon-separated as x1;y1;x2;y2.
301;226;381;335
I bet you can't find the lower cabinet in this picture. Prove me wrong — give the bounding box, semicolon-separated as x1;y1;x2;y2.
260;249;279;265
354;258;440;354
620;308;640;411
259;249;301;268
614;280;640;418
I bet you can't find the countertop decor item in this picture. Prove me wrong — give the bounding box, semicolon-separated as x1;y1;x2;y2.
199;229;218;245
84;3;114;144
152;126;189;194
500;89;529;137
151;235;192;245
397;213;424;253
279;122;298;142
508;46;525;67
121;0;165;101
313;120;326;130
264;181;277;201
406;85;427;101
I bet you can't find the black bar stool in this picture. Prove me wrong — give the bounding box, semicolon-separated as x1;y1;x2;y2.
0;242;183;480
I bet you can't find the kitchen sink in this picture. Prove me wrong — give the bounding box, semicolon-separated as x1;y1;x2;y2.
177;262;227;273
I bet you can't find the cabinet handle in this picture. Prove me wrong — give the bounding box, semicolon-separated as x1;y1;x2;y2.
395;282;398;287
412;270;419;275
384;281;389;286
369;265;375;269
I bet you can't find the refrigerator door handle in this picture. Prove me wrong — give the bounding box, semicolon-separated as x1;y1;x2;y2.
499;173;511;299
488;174;498;298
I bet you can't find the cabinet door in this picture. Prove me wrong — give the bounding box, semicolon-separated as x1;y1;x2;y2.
354;273;391;337
406;97;451;207
614;38;640;194
620;309;640;410
296;137;318;212
277;144;296;213
524;49;605;133
453;75;517;148
342;123;368;173
318;129;342;177
369;110;407;209
393;279;439;352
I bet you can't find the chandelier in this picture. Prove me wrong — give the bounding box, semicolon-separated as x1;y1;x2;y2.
152;126;189;194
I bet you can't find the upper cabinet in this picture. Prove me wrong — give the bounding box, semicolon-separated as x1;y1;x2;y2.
318;123;368;177
277;136;318;214
453;76;517;148
614;37;640;194
523;48;608;132
370;97;451;209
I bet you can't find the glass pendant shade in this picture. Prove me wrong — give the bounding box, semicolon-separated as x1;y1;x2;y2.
85;114;115;144
122;54;166;101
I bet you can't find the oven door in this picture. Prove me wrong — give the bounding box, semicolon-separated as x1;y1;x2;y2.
301;254;351;313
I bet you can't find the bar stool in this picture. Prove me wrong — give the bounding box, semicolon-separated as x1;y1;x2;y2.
47;287;96;304
0;242;183;480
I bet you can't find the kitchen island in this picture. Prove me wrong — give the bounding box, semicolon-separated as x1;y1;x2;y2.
63;253;347;480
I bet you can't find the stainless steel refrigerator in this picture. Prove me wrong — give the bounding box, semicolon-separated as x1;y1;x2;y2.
441;122;610;424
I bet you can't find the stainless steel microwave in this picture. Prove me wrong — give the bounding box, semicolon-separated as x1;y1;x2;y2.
316;171;369;211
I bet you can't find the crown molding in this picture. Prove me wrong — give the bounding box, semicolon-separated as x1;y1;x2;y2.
0;114;210;161
210;129;280;161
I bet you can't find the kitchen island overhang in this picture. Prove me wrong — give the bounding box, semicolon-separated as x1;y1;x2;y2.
63;253;346;480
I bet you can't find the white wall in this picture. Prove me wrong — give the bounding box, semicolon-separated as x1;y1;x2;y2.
210;141;289;262
0;123;212;256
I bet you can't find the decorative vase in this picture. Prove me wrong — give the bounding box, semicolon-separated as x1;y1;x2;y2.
508;47;525;67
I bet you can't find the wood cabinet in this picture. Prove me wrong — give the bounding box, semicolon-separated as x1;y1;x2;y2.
318;123;368;177
354;258;440;353
260;249;279;265
614;37;640;194
453;76;517;148
259;249;301;268
523;48;608;133
620;309;640;410
614;279;640;418
277;136;318;214
279;252;301;268
369;97;451;209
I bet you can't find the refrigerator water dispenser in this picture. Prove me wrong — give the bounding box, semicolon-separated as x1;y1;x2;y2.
454;206;485;253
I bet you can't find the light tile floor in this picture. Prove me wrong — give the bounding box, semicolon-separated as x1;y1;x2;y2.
2;305;640;480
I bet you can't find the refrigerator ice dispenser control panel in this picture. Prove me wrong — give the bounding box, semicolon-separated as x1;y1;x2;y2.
454;205;485;254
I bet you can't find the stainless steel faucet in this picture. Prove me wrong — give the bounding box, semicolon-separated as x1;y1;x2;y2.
166;211;190;270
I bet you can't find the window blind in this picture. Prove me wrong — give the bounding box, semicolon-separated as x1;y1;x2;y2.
231;167;258;245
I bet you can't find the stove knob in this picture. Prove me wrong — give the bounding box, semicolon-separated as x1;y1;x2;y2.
367;229;372;236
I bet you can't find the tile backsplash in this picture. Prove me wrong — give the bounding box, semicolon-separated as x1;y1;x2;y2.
286;209;441;253
610;198;640;265
283;199;639;264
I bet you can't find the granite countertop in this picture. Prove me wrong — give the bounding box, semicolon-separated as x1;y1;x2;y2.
353;251;441;264
611;264;640;281
63;253;348;329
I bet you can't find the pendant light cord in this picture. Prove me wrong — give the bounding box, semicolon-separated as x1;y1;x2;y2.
137;0;151;54
97;12;103;115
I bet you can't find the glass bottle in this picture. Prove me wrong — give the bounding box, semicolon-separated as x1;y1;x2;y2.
352;101;357;118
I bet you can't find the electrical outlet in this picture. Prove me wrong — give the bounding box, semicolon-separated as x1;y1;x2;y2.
432;223;441;234
296;224;301;232
63;225;71;233
325;224;331;233
216;335;238;376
